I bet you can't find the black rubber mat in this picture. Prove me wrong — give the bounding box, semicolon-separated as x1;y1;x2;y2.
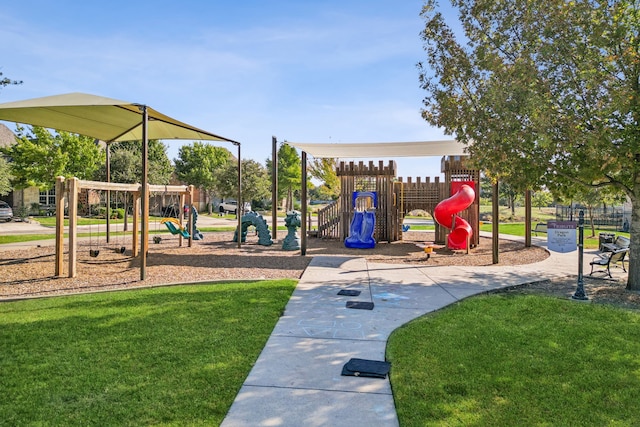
346;301;374;310
341;358;391;379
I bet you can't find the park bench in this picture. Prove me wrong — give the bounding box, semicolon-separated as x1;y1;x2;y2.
589;248;629;278
601;235;630;252
532;223;547;236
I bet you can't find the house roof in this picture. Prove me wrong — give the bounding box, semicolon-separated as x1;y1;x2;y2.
0;123;17;148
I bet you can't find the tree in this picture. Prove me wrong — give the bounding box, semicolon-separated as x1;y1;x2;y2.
531;190;553;211
218;159;270;208
0;155;12;196
499;182;521;217
1;125;104;189
0;70;22;89
266;143;301;211
174;142;233;213
571;186;626;237
419;0;640;290
308;158;340;200
105;147;139;184
96;140;173;185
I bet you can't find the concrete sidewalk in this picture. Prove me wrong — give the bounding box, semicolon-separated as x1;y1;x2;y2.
221;240;601;426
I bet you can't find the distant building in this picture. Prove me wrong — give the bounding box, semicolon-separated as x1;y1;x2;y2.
0;123;56;214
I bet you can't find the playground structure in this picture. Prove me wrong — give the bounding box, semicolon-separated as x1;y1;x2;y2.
161;218;190;238
54;176;195;278
161;205;204;241
344;191;377;249
434;183;476;250
316;156;480;248
282;211;301;251
233;211;273;246
186;206;204;240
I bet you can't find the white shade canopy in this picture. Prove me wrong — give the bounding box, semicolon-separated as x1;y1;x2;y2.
286;140;467;158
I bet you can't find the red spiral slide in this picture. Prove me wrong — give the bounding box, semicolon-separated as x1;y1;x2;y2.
433;184;475;250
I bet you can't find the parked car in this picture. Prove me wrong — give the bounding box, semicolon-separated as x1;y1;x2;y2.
218;200;251;214
0;201;13;222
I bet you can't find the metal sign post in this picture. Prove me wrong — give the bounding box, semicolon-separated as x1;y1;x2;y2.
572;210;588;300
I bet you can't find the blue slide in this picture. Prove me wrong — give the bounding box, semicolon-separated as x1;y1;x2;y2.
345;211;376;249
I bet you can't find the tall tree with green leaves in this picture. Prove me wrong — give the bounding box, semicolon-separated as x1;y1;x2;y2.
217;159;270;207
96;140;173;185
0;155;12;196
308;158;340;200
1;125;104;189
105;147;139;184
174;142;233;212
266;143;301;210
531;190;553;211
419;0;640;290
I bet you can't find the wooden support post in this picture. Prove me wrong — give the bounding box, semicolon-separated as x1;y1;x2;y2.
106;142;111;244
132;191;140;257
492;180;499;264
68;177;79;278
301;151;307;256
188;185;195;247
55;176;65;277
525;189;532;247
140;106;149;280
179;192;186;247
272;136;278;241
237;143;242;249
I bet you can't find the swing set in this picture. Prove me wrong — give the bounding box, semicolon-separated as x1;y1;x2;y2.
151;187;192;242
54;176;195;278
87;189;127;257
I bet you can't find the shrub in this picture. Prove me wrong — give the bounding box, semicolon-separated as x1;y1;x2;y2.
111;208;125;219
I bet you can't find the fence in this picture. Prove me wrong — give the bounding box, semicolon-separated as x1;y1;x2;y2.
555;205;629;231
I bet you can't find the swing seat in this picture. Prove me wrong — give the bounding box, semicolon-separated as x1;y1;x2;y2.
161;218;190;238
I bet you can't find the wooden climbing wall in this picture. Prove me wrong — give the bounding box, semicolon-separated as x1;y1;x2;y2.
393;176;448;243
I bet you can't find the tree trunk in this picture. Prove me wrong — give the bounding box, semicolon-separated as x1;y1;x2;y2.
287;187;293;211
627;195;640;290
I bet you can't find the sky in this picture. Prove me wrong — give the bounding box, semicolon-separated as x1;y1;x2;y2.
0;0;457;180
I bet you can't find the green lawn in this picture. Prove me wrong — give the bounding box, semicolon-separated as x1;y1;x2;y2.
479;205;557;222
388;293;640;426
3;283;638;426
0;280;296;426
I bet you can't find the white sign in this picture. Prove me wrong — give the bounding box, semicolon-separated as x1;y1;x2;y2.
547;221;577;253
